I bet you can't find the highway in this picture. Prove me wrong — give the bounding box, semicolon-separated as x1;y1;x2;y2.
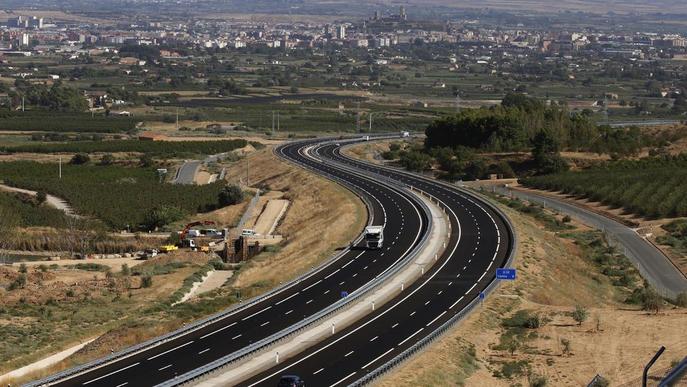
40;140;429;387
242;141;514;387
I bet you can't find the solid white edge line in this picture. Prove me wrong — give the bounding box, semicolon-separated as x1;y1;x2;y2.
83;362;140;385
200;321;237;339
425;311;447;327
146;341;193;361
361;348;395;369
398;328;424;347
241;306;272;321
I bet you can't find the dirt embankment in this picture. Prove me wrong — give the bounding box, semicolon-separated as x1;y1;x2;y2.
224;146;367;289
376;203;687;387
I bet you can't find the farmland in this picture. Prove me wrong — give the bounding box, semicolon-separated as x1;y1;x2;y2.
0;162;227;230
1;139;248;157
0;112;138;133
521;155;687;218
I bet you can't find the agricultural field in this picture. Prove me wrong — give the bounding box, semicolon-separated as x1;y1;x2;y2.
0;112;138;133
2;139;248;157
521;156;687;219
0;162;228;230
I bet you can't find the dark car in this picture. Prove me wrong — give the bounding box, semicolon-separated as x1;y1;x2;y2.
277;375;305;387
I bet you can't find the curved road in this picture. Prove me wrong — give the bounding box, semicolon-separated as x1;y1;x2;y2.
40;140;429;387
242;141;514;386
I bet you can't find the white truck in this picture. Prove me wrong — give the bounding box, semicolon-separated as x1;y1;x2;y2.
364;226;384;249
400;131;410;138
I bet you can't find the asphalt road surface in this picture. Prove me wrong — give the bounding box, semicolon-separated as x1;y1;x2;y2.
242;141;514;387
173;160;201;184
42;139;429;387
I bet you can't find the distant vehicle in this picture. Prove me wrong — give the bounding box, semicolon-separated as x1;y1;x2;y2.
179;239;197;251
186;229;202;238
242;229;257;237
142;249;158;259
335;142;341;147
159;245;178;253
277;375;305;387
363;135;370;141
401;131;410;138
364;225;384;249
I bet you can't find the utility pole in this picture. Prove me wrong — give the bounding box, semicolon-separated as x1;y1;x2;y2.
59;156;62;179
175;107;179;130
369;112;373;132
22;96;25;112
356;101;361;132
277;111;280;132
272;111;275;134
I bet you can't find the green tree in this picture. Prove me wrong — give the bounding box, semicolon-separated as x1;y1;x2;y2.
532;130;568;174
218;185;244;206
121;264;130;276
143;206;184;231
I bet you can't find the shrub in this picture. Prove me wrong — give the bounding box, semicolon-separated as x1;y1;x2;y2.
36;191;47;205
530;374;548;387
642;287;663;314
99;154;115;166
572;305;588;326
141;275;153;288
675;292;687;308
121;264;130;276
70;153;91;165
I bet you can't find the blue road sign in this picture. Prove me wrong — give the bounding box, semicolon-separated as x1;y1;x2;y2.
479;291;485;300
496;268;516;280
340;291;349;298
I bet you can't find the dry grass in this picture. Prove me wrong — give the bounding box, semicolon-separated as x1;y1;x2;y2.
225;146;367;289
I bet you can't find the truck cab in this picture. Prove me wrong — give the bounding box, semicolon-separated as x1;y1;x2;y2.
364;226;384;249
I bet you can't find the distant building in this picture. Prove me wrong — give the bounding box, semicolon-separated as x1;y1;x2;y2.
336;25;346;40
20;33;30;47
400;6;407;21
29;16;43;29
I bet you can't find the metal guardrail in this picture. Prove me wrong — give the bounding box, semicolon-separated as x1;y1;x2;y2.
331;143;517;387
153;141;436;386
24;141;379;387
